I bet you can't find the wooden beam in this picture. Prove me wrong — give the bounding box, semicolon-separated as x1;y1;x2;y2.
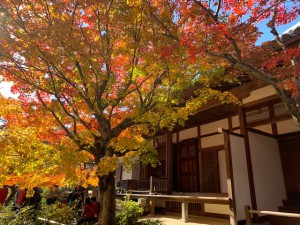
183;80;261;103
247;114;291;128
244;95;281;112
277;131;300;141
201;145;225;152
248;128;276;139
173;111;239;133
200;131;220;138
117;193;229;205
249;209;300;218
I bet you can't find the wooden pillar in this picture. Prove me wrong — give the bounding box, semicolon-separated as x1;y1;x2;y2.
245;205;252;225
149;196;155;214
269;105;278;135
181;200;189;222
150;176;153;194
224;132;237;225
228;116;233;132
197;125;203;193
238;106;257;211
166;131;173;194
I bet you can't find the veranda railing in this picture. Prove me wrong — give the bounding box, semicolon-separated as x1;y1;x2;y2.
245;205;300;225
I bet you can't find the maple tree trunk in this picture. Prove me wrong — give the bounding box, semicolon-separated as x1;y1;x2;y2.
98;171;116;225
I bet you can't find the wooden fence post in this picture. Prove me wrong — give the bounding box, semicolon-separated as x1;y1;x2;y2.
181;200;189;222
150;176;153;194
245;205;252;225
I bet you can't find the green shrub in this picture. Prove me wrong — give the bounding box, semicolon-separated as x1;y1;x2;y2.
37;202;76;224
116;196;144;225
0;204;35;225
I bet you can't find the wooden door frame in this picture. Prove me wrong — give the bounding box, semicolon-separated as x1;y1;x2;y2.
177;138;200;192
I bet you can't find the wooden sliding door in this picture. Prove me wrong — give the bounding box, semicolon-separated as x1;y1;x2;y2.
177;138;199;192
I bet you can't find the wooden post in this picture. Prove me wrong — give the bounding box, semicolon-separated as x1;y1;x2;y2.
150;176;153;194
197;125;203;193
166;131;173;193
245;205;252;225
239;106;257;212
224;132;237;225
268;105;278;135
149;196;155;214
181;200;189;222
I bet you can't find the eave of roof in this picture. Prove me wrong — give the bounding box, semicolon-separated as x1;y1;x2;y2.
280;21;300;47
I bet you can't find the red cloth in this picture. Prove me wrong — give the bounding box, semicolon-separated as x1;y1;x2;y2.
92;202;99;215
84;203;95;218
0;187;8;205
17;189;26;205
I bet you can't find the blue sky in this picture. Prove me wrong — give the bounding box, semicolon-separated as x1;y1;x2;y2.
256;18;300;45
255;0;300;46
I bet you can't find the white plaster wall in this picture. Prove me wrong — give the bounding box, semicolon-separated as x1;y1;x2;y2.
121;168;132;180
218;150;228;193
277;119;300;134
249;132;286;211
231;115;240;128
204;203;230;215
201;119;229;135
178;127;197;141
242;85;276;104
201;134;224;148
230;135;252;221
253;124;272;134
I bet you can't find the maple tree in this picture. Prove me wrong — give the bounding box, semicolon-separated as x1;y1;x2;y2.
147;0;300;125
0;93;90;190
0;1;237;224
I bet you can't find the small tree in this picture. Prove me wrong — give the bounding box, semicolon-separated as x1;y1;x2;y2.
116;195;144;225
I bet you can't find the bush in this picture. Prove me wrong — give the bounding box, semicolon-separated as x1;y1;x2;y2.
116;196;144;225
0;203;35;225
37;202;76;224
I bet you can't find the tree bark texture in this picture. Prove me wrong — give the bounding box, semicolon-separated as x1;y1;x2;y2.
98;172;116;225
